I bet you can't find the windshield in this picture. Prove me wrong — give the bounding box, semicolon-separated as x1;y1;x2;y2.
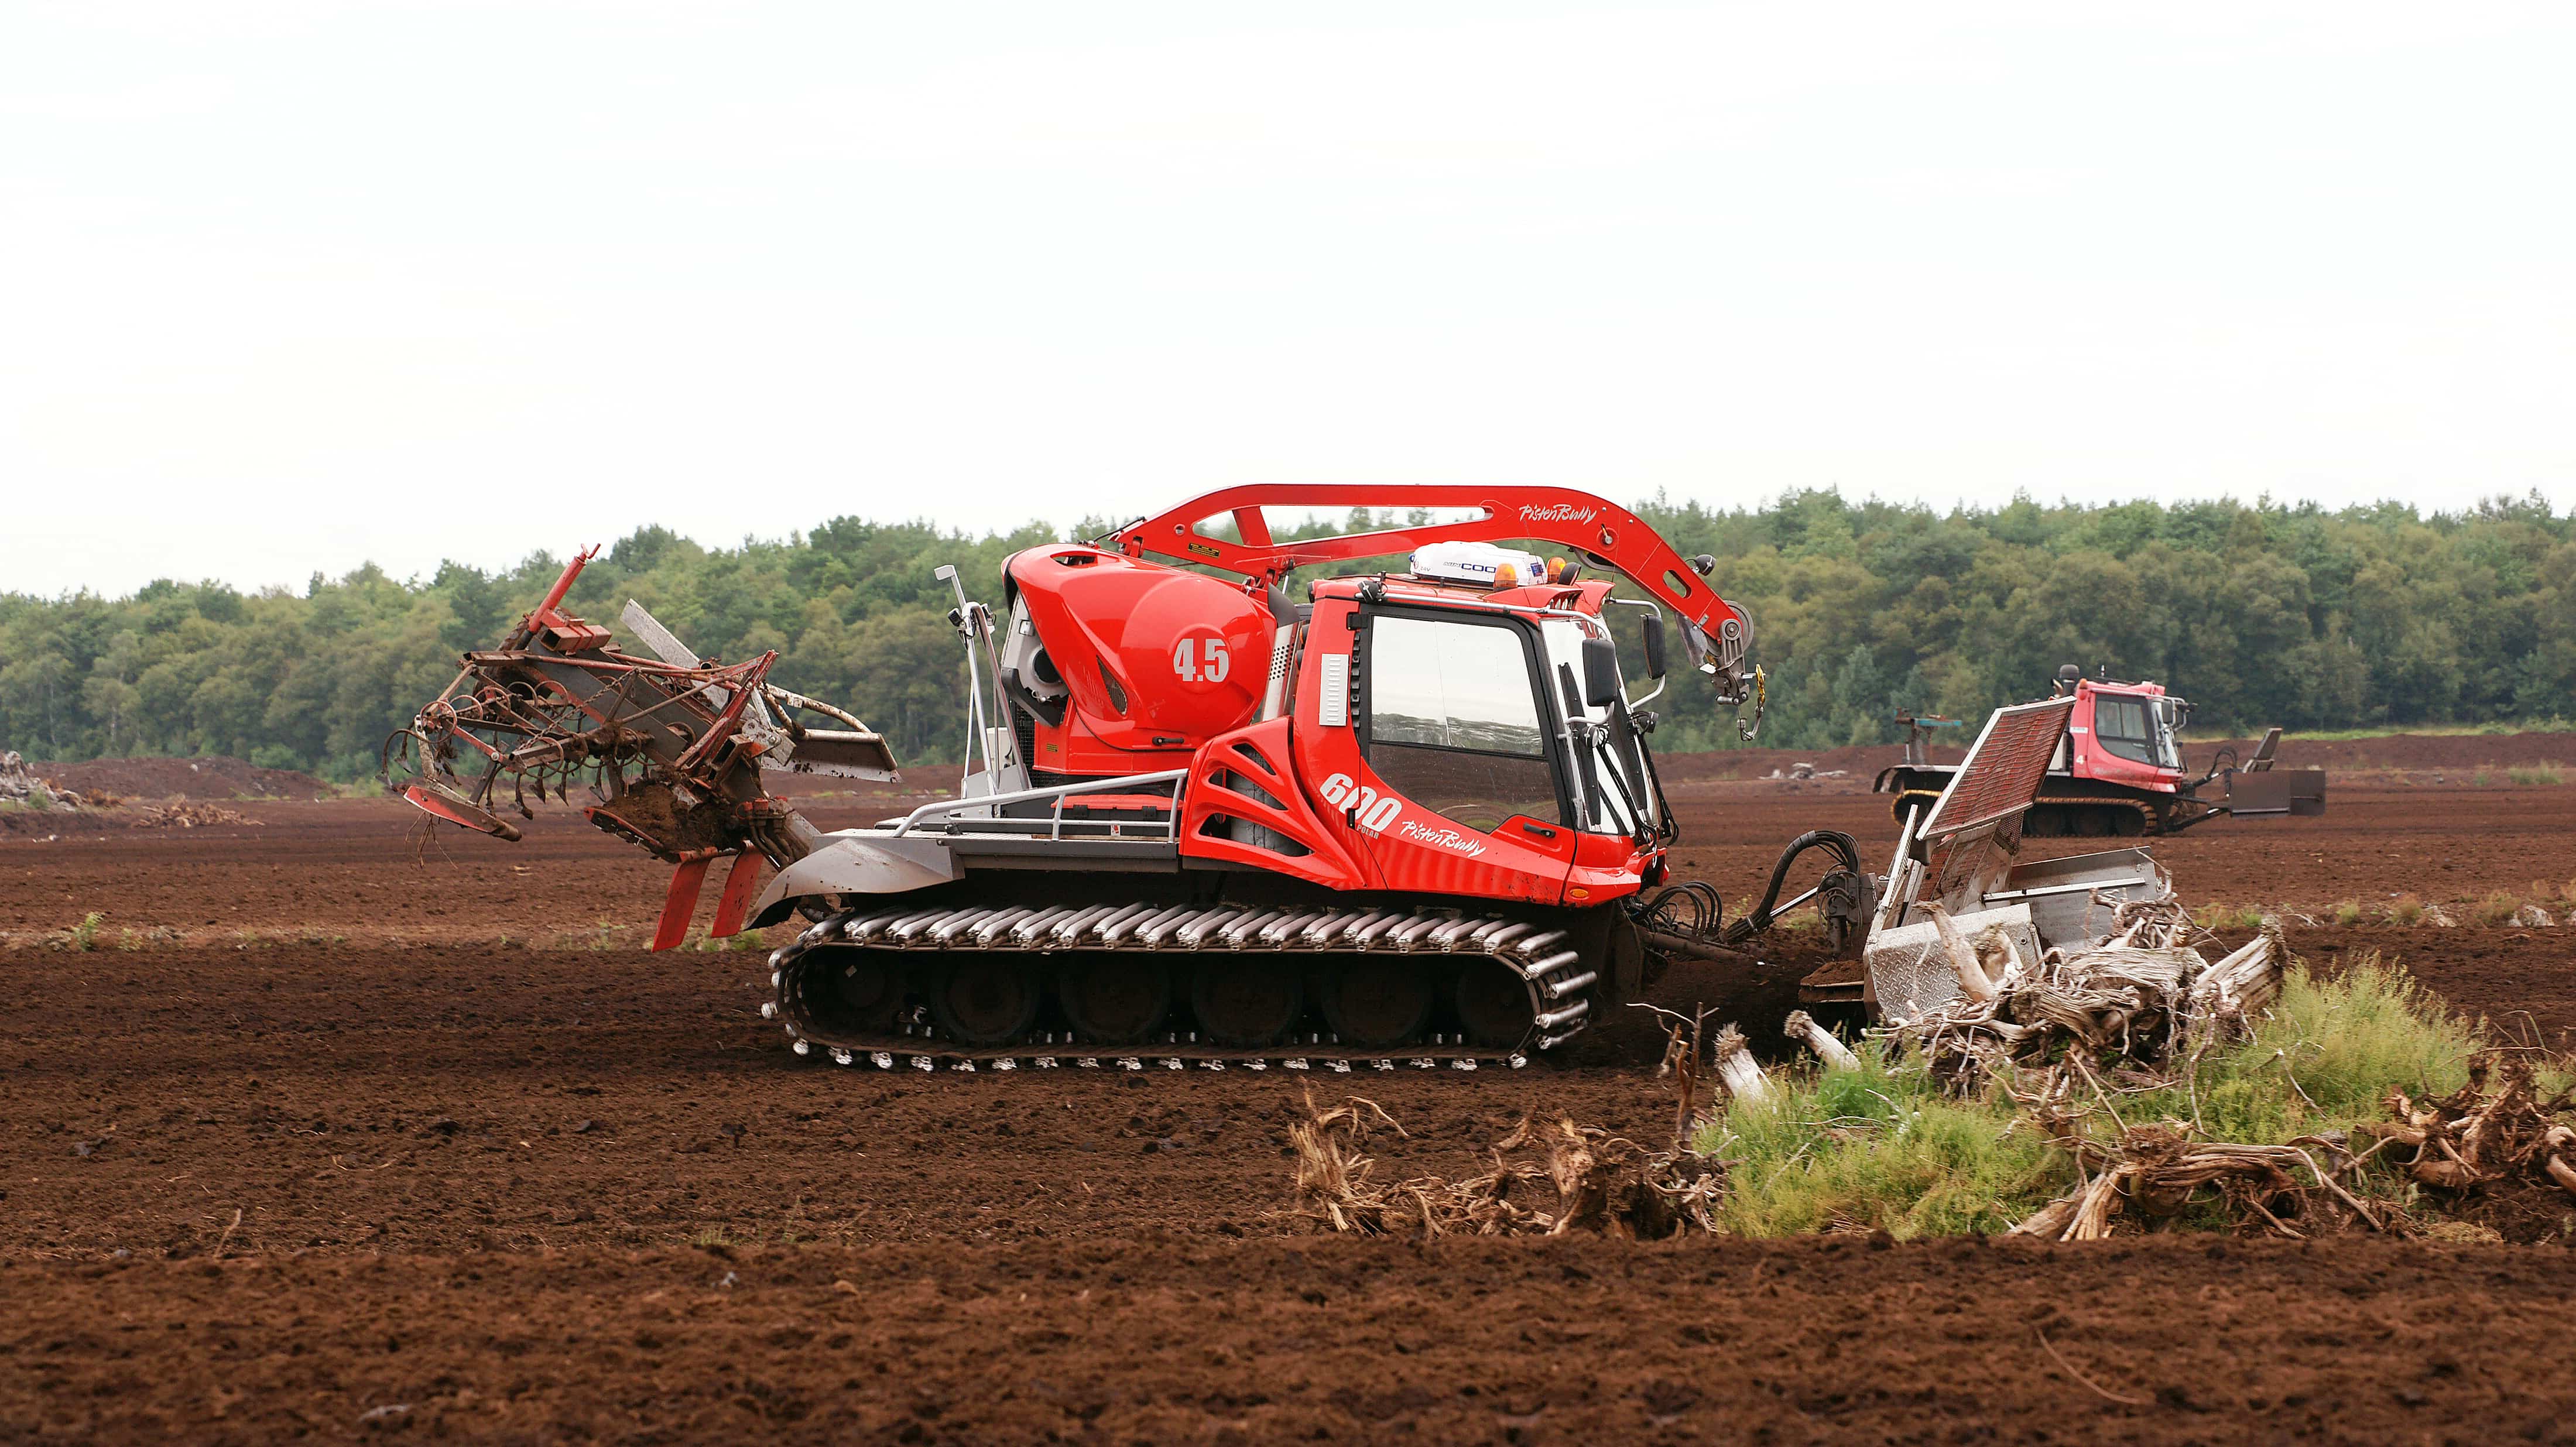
2095;692;2180;770
1365;613;1563;832
1539;617;1657;837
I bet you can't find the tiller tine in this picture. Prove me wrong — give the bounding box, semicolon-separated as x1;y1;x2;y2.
652;856;716;952
401;780;524;842
709;852;764;939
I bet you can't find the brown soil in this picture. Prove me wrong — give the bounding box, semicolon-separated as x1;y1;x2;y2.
30;755;327;801
4;788;2573;1442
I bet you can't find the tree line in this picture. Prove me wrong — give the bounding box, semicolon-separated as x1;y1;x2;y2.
2;491;2568;779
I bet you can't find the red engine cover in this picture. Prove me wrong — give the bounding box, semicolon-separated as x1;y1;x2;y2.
1009;547;1276;773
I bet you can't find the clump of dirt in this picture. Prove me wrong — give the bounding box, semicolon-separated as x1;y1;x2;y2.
126;803;259;830
30;755;324;800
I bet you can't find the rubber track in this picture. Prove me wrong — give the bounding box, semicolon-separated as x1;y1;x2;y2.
1888;787;2164;836
763;900;1599;1073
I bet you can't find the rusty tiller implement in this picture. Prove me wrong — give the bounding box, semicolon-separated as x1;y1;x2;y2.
383;546;896;949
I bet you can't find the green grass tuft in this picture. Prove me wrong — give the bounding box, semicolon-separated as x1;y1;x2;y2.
1688;955;2482;1236
2192;902;2266;931
2122;955;2476;1143
1688;1044;2068;1238
2467;890;2524;927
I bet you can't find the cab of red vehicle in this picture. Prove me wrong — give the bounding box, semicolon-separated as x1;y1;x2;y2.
2067;678;2186;792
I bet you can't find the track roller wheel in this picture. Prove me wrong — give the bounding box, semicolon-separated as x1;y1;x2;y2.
1190;959;1304;1048
1453;959;1536;1048
1320;959;1434;1049
817;949;903;1034
1057;955;1171;1045
929;956;1042;1046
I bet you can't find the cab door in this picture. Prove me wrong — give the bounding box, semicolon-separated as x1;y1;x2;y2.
1331;608;1577;904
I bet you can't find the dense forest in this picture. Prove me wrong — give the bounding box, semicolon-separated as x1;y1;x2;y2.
4;490;2570;780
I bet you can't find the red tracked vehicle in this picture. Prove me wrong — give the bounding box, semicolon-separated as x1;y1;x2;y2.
389;486;1875;1070
1875;668;2328;837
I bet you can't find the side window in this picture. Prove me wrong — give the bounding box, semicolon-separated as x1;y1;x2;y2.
2095;696;2156;764
1365;616;1561;833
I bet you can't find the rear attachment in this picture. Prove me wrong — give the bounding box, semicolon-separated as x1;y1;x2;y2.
761;902;1602;1071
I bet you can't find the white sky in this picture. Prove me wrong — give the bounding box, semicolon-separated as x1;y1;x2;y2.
5;2;2571;598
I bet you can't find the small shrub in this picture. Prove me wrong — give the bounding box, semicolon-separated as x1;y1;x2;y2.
68;911;104;952
2130;956;2479;1141
2330;899;2366;927
2472;769;2495;788
2508;765;2564;787
2386;894;2426;926
1689;1045;2070;1237
2193;902;2265;931
2467;890;2523;928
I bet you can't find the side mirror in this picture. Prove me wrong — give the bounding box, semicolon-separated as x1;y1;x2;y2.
1581;636;1621;708
1639;613;1667;680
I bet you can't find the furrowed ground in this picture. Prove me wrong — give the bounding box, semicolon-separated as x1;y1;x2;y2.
4;766;2572;1443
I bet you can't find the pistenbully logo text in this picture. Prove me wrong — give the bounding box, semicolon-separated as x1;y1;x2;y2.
1517;503;1598;524
1398;819;1489;856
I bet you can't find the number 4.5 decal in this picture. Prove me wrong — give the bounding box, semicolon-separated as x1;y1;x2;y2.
1172;637;1231;683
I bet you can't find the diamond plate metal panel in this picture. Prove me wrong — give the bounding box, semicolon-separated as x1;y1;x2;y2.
1863;903;2041;1021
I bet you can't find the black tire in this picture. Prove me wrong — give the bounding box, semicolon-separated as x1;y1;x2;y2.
1320;959;1435;1049
1190;960;1304;1048
1058;954;1171;1045
927;955;1042;1046
817;948;903;1034
1453;959;1536;1048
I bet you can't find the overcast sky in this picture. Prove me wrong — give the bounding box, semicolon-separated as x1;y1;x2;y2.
6;2;2571;598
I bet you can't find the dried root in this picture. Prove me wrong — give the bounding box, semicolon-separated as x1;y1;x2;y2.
2008;1124;2375;1240
1783;1010;1860;1071
2359;1052;2576;1201
1285;1089;1724;1240
1926;904;2001;1003
1884;915;2282;1083
1709;1024;1773;1107
2006;1048;2576;1239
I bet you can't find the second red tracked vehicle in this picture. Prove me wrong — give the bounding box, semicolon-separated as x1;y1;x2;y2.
1875;667;2328;837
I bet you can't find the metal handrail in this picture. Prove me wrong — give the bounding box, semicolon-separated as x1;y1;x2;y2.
890;768;1189;839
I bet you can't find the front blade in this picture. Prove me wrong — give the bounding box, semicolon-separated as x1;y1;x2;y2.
401;780;524;842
